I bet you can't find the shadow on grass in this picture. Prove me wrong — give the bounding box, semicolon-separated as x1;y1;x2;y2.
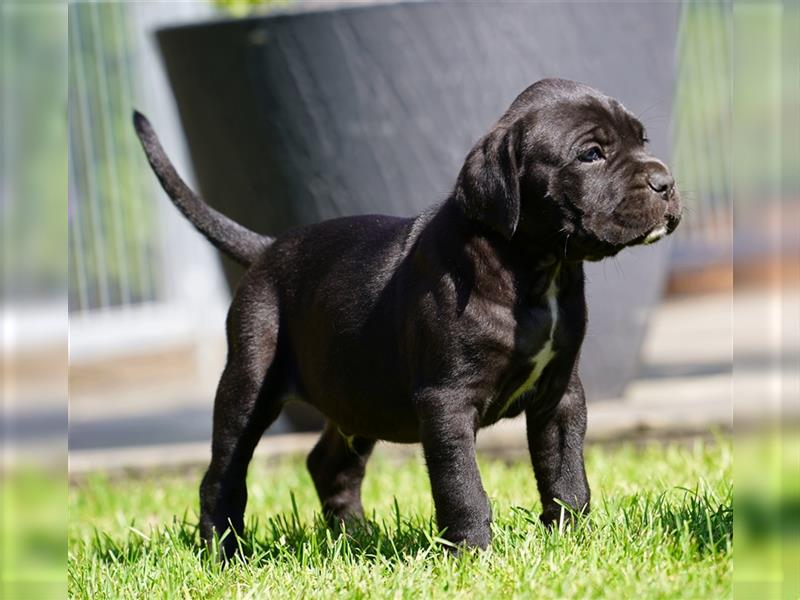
86;497;453;568
237;497;453;566
602;483;733;557
661;485;733;555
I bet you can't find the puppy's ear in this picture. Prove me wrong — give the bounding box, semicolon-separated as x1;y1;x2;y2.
454;125;520;240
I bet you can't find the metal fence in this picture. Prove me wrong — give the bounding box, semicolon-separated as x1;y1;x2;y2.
68;1;229;362
671;1;733;268
69;2;160;311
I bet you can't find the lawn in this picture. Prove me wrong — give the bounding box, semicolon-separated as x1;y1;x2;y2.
69;437;732;599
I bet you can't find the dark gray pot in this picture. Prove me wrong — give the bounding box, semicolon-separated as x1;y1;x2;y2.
157;1;680;419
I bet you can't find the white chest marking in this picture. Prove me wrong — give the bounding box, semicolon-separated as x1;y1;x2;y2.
497;277;559;418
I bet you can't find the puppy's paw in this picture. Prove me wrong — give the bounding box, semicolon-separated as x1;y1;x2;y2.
201;531;241;563
539;503;588;530
327;511;372;536
442;524;492;551
200;515;245;562
323;500;367;529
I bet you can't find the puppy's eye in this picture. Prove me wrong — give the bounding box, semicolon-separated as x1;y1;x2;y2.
578;146;604;163
642;136;649;144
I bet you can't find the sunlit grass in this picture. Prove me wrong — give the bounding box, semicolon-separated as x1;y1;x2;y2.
69;438;732;599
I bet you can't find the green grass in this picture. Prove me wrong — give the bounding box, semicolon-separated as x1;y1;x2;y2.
69;438;732;599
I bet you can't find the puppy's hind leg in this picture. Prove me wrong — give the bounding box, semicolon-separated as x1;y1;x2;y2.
306;422;375;524
199;285;285;559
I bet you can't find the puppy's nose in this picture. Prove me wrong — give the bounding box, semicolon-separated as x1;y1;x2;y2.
647;170;675;195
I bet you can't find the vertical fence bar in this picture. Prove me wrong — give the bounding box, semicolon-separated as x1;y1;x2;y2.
672;1;733;266
89;3;131;307
68;143;89;314
111;1;156;305
69;6;111;310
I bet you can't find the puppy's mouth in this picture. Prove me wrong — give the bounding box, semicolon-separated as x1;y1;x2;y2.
568;217;679;262
627;222;668;247
625;212;681;248
558;193;681;261
643;225;668;244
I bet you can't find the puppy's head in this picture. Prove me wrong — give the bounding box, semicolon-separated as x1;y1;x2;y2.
455;78;681;260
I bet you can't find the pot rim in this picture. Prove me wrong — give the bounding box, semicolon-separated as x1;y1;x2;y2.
157;0;428;36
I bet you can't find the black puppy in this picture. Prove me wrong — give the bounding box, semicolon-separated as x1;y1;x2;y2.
134;78;681;555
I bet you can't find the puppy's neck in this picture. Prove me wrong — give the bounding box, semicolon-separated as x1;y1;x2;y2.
436;201;565;303
512;256;563;305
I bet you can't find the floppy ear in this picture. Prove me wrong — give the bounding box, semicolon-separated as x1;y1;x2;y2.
454;125;520;240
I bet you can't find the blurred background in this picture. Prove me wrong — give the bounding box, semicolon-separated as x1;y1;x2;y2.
2;0;798;597
63;0;788;451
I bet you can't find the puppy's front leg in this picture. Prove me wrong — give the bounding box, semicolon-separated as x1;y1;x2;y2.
417;394;492;549
526;372;590;526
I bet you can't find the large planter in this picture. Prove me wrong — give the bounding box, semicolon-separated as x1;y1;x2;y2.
157;1;680;416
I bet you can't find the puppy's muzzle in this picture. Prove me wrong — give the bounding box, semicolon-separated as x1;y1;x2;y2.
638;163;681;245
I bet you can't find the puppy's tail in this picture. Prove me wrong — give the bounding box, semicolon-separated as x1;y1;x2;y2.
132;110;273;267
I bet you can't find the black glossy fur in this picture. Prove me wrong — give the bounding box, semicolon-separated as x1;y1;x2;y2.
134;78;681;556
